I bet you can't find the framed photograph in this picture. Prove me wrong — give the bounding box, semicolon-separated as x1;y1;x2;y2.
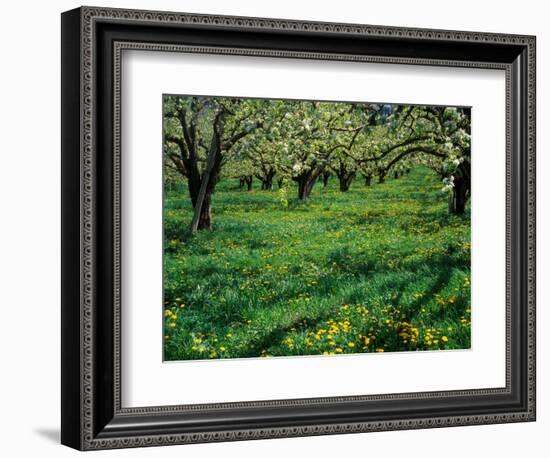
61;6;536;450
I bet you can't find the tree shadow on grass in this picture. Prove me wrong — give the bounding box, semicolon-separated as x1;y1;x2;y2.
244;251;467;356
399;252;469;323
242;314;330;358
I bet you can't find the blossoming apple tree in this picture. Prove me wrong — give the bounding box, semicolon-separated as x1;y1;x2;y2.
163;95;471;231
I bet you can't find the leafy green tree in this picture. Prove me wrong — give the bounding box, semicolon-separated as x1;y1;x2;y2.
163;96;471;233
338;105;471;213
163;96;266;230
280;101;367;199
230;101;291;190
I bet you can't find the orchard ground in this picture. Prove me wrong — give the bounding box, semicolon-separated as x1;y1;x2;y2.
163;166;471;360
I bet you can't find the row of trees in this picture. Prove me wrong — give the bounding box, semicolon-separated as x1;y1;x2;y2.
163;96;471;231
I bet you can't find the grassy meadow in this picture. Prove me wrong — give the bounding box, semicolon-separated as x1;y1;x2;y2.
163;167;471;361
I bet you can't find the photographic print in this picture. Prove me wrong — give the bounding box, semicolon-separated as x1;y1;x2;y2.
162;95;471;361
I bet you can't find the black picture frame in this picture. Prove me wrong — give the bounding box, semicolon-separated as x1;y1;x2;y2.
61;6;536;450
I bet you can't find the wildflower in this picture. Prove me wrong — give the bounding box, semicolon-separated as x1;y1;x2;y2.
441;336;449;342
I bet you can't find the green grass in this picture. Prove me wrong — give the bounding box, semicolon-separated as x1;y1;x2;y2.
163;167;471;360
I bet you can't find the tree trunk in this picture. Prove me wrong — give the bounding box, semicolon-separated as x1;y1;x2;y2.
337;172;355;192
190;160;218;232
448;175;469;215
378;171;386;184
241;175;253;191
322;172;331;187
259;170;276;190
297;178;309;200
364;175;372;186
277;178;284;189
296;175;318;200
294;166;323;200
190;110;226;233
197;193;212;230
